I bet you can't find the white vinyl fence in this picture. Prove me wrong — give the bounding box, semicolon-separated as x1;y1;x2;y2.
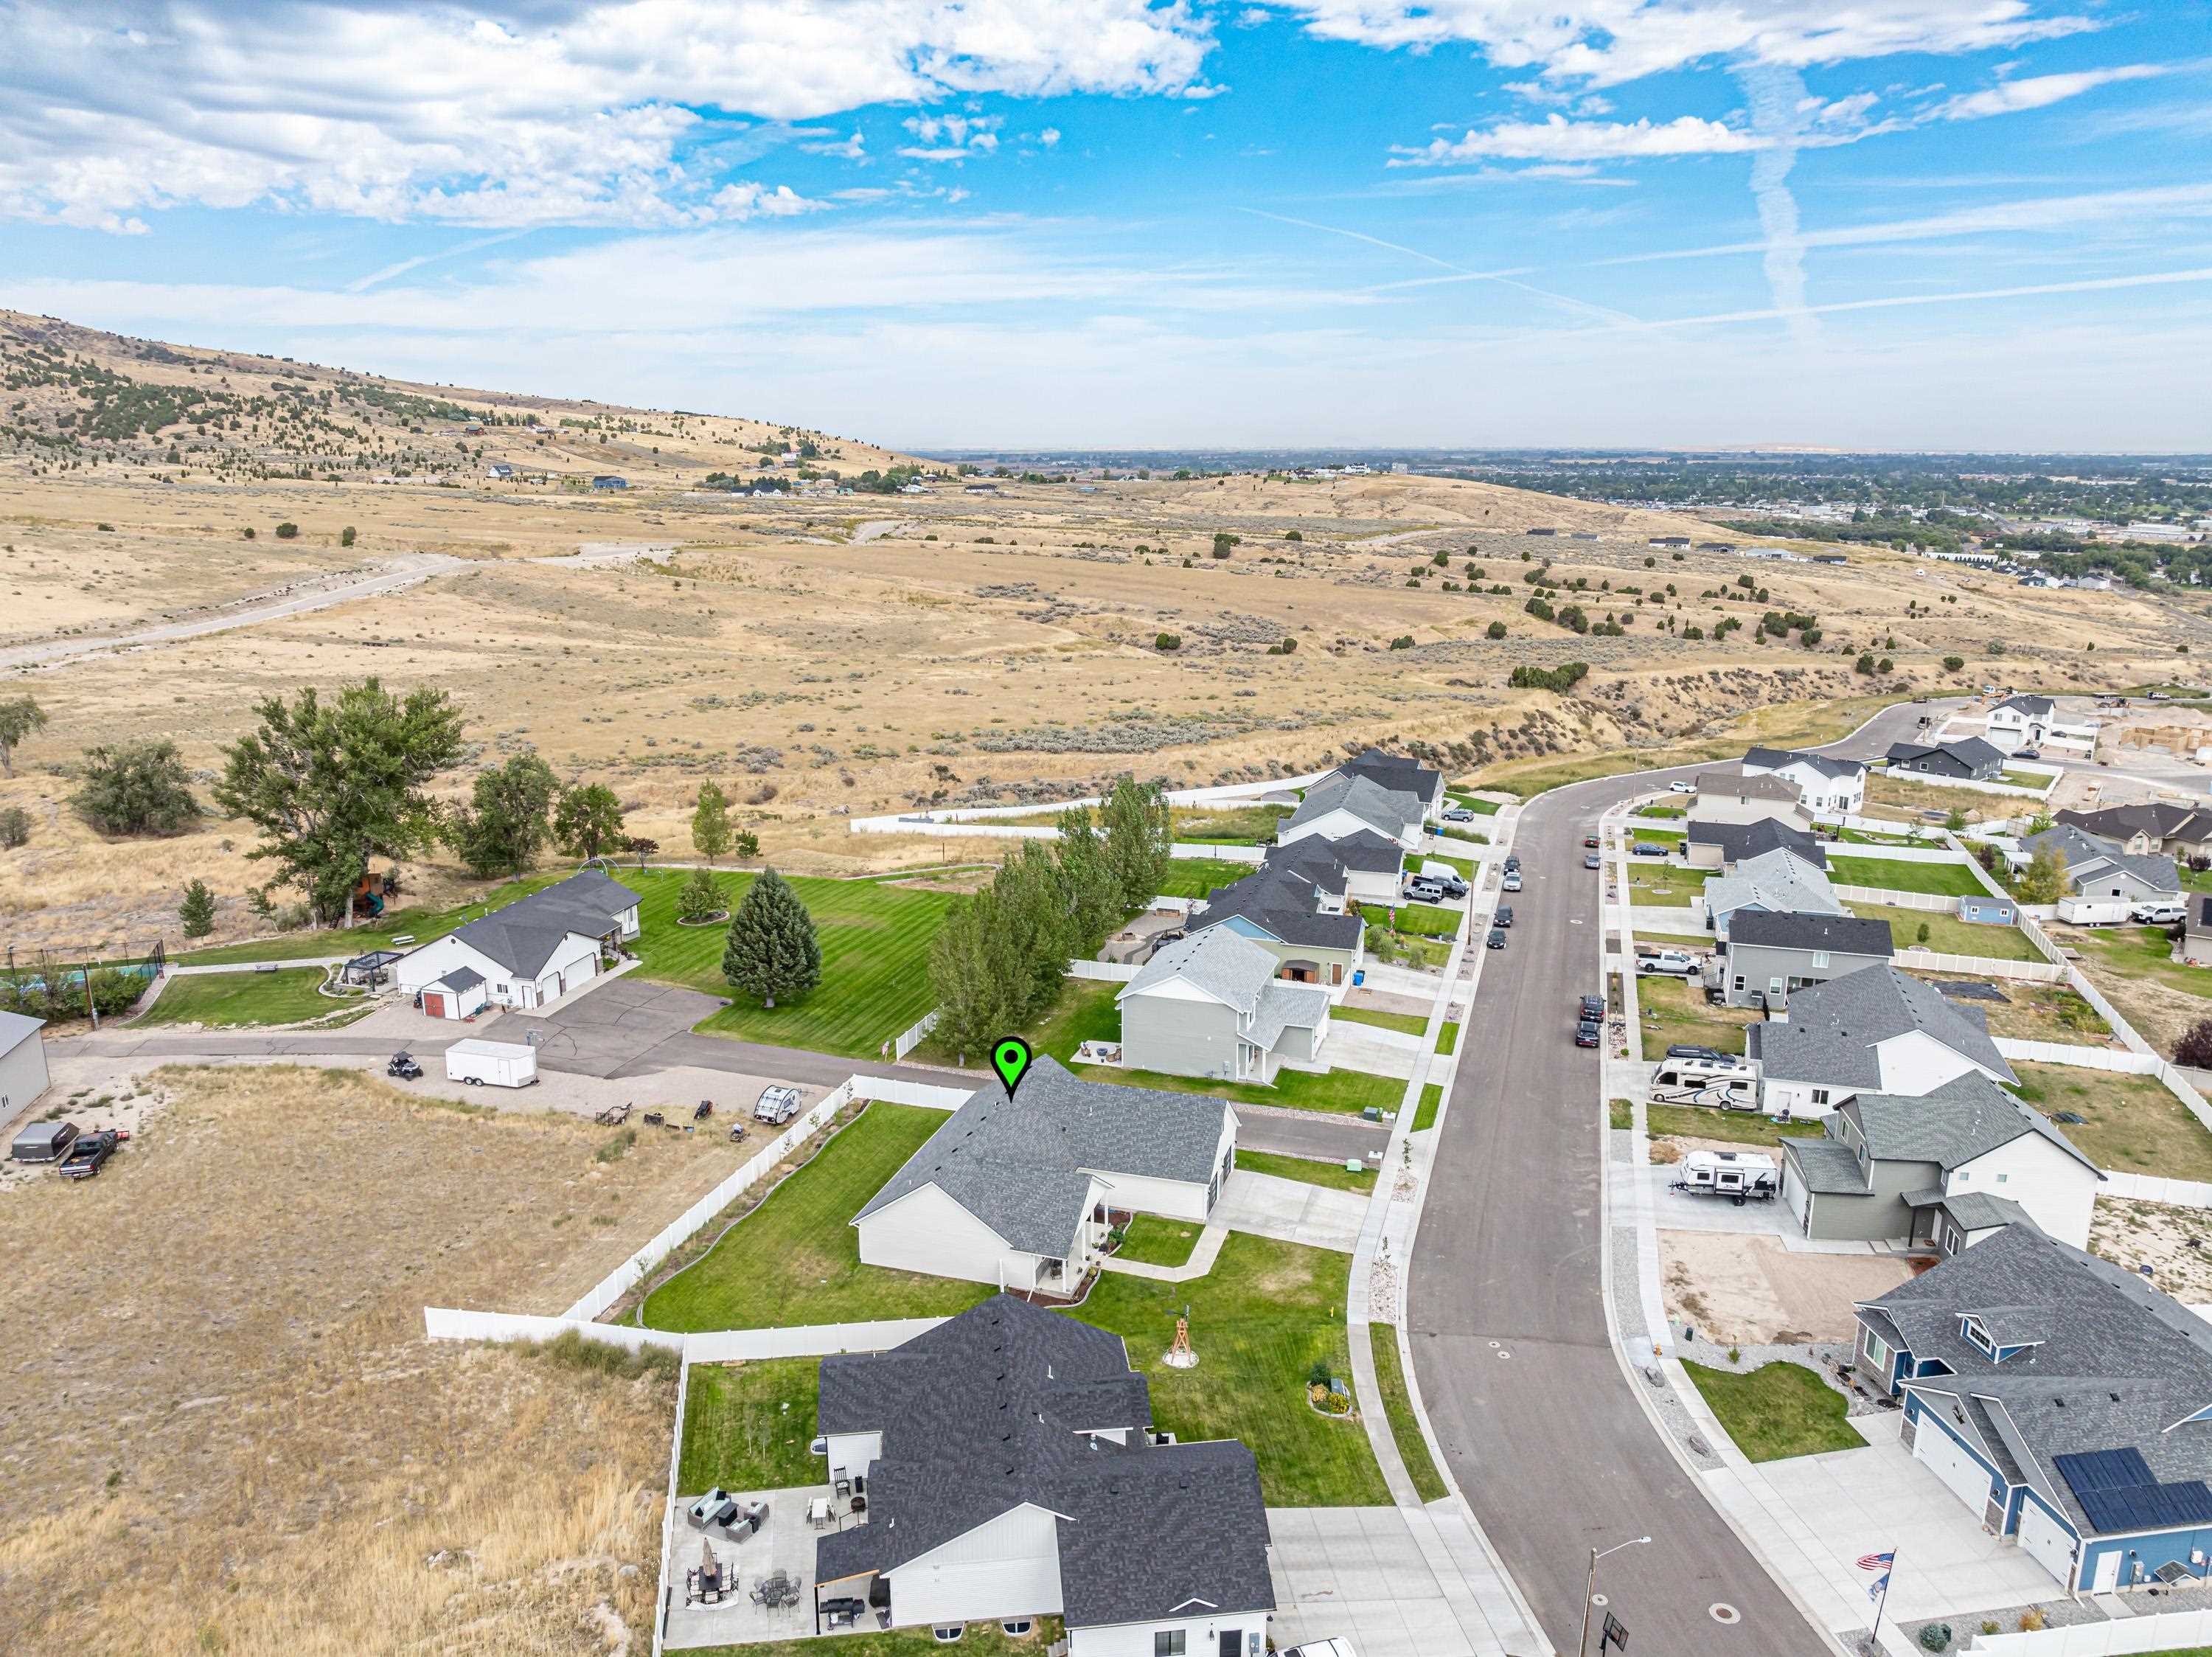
1893;947;2062;982
1974;1606;2212;1654
1827;843;1980;866
1067;959;1140;982
891;1007;940;1059
1834;885;1958;911
1992;1038;2153;1070
2098;1170;2212;1210
423;1306;951;1361
846;771;1329;838
1169;841;1267;864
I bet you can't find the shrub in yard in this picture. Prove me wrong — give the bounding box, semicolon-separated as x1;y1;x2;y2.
526;1328;677;1381
734;829;760;860
0;805;27;848
2017;1608;2045;1633
1486;621;1506;639
2177;1018;2212;1069
1918;1622;1951;1651
675;865;724;923
178;879;217;938
73;740;201;836
1979;1623;1998;1638
1916;922;1931;946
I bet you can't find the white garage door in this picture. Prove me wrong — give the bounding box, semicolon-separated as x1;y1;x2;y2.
564;953;598;994
2017;1497;2077;1588
1916;1414;1995;1518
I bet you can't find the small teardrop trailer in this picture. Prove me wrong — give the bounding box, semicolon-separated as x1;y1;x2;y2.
1670;1149;1778;1206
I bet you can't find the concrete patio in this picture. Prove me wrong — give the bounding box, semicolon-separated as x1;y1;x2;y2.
664;1484;852;1651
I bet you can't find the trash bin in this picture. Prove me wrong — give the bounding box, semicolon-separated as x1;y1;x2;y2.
1352;969;1365;986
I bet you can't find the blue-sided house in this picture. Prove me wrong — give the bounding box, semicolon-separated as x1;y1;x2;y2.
1852;1222;2212;1594
1958;894;2021;927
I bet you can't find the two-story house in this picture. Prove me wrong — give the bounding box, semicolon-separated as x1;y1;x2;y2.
1115;929;1332;1083
1740;746;1868;815
1746;964;2016;1117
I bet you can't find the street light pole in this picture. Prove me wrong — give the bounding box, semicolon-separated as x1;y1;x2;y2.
1578;1535;1652;1657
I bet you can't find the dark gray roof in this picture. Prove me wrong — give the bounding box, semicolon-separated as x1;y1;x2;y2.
1193;866;1365;951
2023;825;2181;895
815;1295;1274;1628
1997;694;2056;718
1782;1134;1869;1195
1885;737;2006;778
433;965;486;993
1861;1224;2212;1537
1694;767;1804;804
1259;836;1352;894
853;1057;1235;1257
1745;964;2014;1088
1745;746;1865;783
1849;1072;2099;1178
1728;909;1893;957
1687;819;1827;869
1284;771;1421;841
1340;746;1442;804
2059;804;2212;847
1925;1191;2036;1232
441;870;640;977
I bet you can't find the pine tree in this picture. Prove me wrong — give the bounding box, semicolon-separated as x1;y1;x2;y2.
721;867;821;1007
677;864;723;923
179;878;218;939
692;779;732;864
1099;774;1171;910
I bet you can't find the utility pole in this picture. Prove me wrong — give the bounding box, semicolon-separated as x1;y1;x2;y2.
1578;1535;1651;1657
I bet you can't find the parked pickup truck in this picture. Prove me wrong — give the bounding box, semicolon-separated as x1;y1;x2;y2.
1635;949;1700;976
57;1130;119;1180
2132;902;2187;925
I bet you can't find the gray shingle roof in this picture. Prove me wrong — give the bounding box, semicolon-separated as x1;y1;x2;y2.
442;869;640;977
814;1295;1274;1628
2023;825;2180;895
1192;866;1365;951
1259;836;1352;895
1340;746;1441;805
1928;1191;2035;1232
2060;804;2212;848
1997;694;2056;718
853;1057;1236;1257
1745;964;2014;1088
1860;1224;2212;1537
1687;819;1828;869
433;965;486;993
1284;771;1421;841
1728;909;1893;956
1850;1072;2098;1177
1694;767;1804;804
1745;746;1865;783
1885;737;2005;777
1249;981;1331;1051
1125;928;1278;1015
1782;1134;1868;1195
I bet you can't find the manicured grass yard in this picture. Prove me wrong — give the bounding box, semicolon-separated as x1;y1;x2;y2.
2067;926;2212;1001
1436;1021;1459;1056
1413;1081;1444;1132
641;1102;992;1332
1637;974;1759;1060
2011;1062;2212;1182
1077;1060;1404;1117
1238;1148;1377;1192
1828;855;1986;898
1378;900;1463;939
678;1356;821;1493
1646;1103;1823;1147
1157;858;1245;900
1332;1004;1429;1037
1370;1322;1448;1502
1627;864;1712;906
1018;977;1121;1063
1627;827;1686;847
135;967;362;1028
1113;1214;1203;1268
1846;903;2043;962
1071;1232;1388;1506
1683;1360;1864;1462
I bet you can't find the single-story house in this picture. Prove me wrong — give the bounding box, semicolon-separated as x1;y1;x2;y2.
1741;746;1868;816
1688;768;1815;831
1706;848;1845;944
591;473;628;490
1649;535;1690;549
1720;909;1893;1009
1275;771;1424;852
2057;802;2212;860
1684;819;1827;872
1885;737;2008;783
852;1057;1238;1295
392;870;641;1015
1779;1071;2101;1249
1186;862;1366;988
1853;1223;2212;1594
1116;930;1330;1084
1747;963;2015;1118
0;1009;50;1125
1338;747;1445;822
2022;825;2182;923
1959;894;2021;927
813;1295;1274;1654
1986;693;2098;754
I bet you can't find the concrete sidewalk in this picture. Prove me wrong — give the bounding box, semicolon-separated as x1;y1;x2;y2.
1268;1507;1545;1657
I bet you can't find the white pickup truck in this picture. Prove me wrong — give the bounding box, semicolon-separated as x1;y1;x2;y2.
1635;948;1700;976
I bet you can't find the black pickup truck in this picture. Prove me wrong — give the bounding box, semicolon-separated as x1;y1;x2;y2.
57;1130;119;1181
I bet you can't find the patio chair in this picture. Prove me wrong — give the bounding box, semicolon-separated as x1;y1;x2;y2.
744;1499;771;1527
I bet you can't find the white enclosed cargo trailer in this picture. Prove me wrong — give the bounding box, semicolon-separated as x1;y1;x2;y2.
445;1038;538;1088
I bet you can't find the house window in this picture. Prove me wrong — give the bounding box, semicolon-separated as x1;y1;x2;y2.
1002;1623;1034;1639
1996;1173;2009;1184
1812;1088;1831;1108
1156;1634;1188;1657
1812;952;1830;969
934;1629;965;1644
1861;1327;1892;1371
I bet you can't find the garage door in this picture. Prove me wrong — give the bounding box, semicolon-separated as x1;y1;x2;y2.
2017;1497;2078;1588
565;954;598;994
1916;1414;1996;1519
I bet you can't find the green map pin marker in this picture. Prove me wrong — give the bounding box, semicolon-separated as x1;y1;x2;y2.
992;1036;1034;1100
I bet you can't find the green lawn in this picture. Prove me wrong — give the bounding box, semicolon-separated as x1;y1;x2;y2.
688;1621;1066;1657
1646;1103;1824;1147
1077;1060;1403;1117
1370;1322;1448;1502
1332;1004;1429;1038
1444;791;1501;815
2011;1062;2212;1182
1436;1021;1459;1056
1609;1097;1634;1130
1113;1214;1203;1268
175;873;567;964
2067;926;2212;1001
1366;925;1453;970
630;870;958;1057
1636;974;1759;1060
134;967;365;1028
641;1102;993;1332
1413;1082;1444;1132
678;1357;821;1493
1158;858;1246;900
1238;1148;1377;1192
1828;856;1986;898
1019;977;1122;1062
1683;1360;1864;1462
1071;1232;1387;1506
1377;900;1463;939
1628;828;1686;847
1627;865;1712;906
1846;903;2042;962
1635;805;1686;819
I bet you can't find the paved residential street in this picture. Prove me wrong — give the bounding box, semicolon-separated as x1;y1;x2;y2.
1408;702;1943;1656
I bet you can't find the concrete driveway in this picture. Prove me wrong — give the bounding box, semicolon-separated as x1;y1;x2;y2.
1216;1169;1368;1252
516;977;725;1077
1267;1507;1538;1657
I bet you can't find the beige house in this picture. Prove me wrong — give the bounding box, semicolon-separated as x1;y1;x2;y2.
1689;767;1815;830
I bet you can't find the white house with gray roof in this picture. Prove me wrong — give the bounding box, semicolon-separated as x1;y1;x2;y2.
1116;930;1331;1083
1719;908;1893;1009
1747;964;2016;1118
1853;1223;2212;1593
852;1057;1238;1296
2021;824;2183;924
1742;746;1867;814
1780;1071;2101;1250
1986;692;2098;754
1275;771;1424;852
392;869;641;1015
1690;768;1814;830
1705;846;1846;945
813;1294;1273;1653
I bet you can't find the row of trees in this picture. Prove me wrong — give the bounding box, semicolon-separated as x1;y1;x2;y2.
928;777;1172;1059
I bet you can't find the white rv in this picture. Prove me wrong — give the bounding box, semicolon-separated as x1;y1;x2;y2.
1671;1149;1778;1204
1649;1057;1762;1112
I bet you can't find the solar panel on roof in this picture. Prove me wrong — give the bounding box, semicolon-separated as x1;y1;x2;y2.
2073;1481;2212;1535
2056;1448;2154;1492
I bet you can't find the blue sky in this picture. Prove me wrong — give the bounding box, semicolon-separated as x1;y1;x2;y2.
3;1;2208;449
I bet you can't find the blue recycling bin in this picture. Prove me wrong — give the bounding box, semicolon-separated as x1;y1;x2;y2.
1352;969;1365;986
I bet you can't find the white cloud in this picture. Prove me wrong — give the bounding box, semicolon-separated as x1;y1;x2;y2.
900;112;1004;160
1934;63;2167;121
1037;127;1063;146
0;0;1214;230
801;131;870;160
1391;114;1767;165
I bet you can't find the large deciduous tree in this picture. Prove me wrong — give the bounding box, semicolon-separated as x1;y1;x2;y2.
0;695;46;778
552;782;627;861
444;754;558;878
74;740;202;836
213;678;465;925
1099;774;1172;911
721;867;821;1008
691;779;733;864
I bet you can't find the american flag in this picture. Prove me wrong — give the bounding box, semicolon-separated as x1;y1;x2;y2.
1857;1551;1895;1572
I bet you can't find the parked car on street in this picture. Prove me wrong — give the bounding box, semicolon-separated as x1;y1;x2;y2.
1493;906;1514;928
1583;835;1600;849
57;1130;119;1181
1630;842;1668;858
1669;779;1694;793
1500;871;1523;892
1503;854;1521;872
1579;995;1606;1022
1583;850;1601;869
1486;928;1508;950
1574;1021;1601;1049
2017;748;2040;760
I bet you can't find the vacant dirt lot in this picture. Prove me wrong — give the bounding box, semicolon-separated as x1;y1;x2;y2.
2091;1195;2212;1304
1660;1231;1916;1345
0;1064;750;1656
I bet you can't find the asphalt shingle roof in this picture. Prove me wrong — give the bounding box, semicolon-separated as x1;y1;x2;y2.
1997;694;2056;718
1340;746;1441;805
1687;819;1828;869
1745;964;2014;1088
1745;746;1866;783
442;870;640;977
1283;771;1422;842
2060;804;2212;848
814;1295;1274;1628
1192;866;1365;951
853;1056;1236;1258
1860;1224;2212;1537
2023;825;2180;895
1783;1134;1868;1195
1850;1072;2098;1177
1694;767;1804;805
1885;737;2006;777
1125;928;1278;1015
1728;909;1893;956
